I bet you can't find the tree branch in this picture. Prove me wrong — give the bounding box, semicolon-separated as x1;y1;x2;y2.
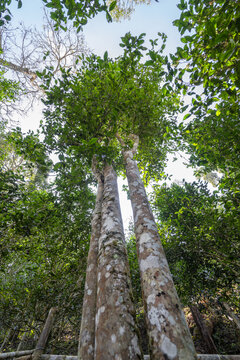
115;132;126;147
115;132;139;154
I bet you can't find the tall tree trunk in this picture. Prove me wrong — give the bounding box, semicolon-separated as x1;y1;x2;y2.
190;305;217;354
123;145;197;360
94;164;143;360
78;171;104;360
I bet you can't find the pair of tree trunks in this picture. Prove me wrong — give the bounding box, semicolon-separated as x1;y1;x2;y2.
79;163;142;360
79;136;197;359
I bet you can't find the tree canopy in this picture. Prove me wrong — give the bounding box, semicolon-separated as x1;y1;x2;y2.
42;32;180;183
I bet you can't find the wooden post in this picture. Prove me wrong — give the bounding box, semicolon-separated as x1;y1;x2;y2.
190;305;218;354
32;308;57;360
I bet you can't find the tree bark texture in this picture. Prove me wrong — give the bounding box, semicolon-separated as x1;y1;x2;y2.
0;59;36;79
78;176;104;360
32;307;57;360
94;164;143;360
123;149;197;360
190;305;218;354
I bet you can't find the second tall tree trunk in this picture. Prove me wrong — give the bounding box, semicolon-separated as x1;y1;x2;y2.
78;174;104;360
123;147;197;360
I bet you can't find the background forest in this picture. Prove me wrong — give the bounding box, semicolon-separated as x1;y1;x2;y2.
0;0;240;356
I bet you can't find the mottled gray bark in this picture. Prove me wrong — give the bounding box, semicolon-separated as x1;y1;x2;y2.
78;173;104;360
95;164;143;360
123;147;197;360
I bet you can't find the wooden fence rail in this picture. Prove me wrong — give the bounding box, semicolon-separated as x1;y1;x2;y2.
1;353;240;360
0;350;33;359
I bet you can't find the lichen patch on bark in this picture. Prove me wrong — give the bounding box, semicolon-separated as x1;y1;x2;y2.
139;254;160;272
161;335;178;360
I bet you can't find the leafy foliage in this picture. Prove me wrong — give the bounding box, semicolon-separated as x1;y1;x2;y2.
153;181;240;305
0;125;95;352
0;0;23;26
0;0;112;30
107;0;150;21
173;0;239;170
173;0;240;97
0;68;19;103
42;32;180;182
0;67;20;123
173;0;240;230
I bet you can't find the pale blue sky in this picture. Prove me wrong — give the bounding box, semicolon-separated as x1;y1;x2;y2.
10;0;182;58
83;1;182;57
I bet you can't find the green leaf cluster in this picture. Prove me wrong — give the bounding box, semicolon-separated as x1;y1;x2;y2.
0;68;20;105
153;181;240;306
42;32;181;181
0;125;95;352
0;0;111;31
174;0;240;96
